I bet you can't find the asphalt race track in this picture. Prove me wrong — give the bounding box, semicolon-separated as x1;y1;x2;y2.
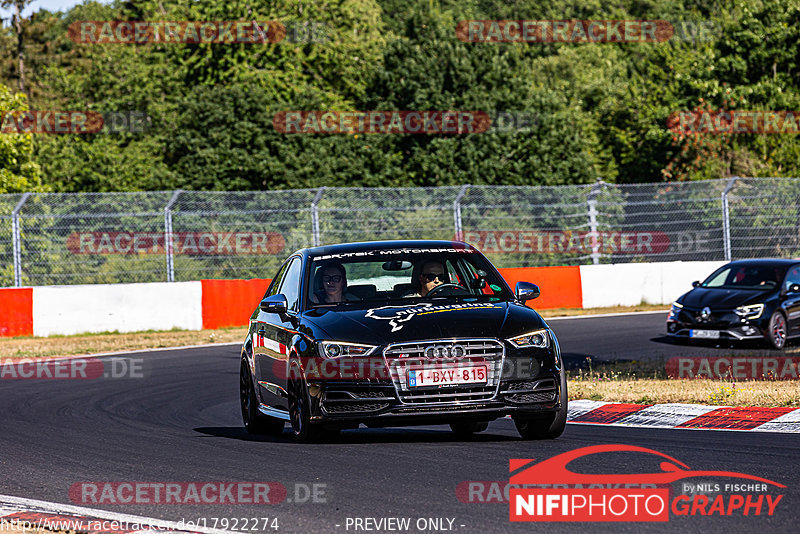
1;312;798;533
550;310;799;367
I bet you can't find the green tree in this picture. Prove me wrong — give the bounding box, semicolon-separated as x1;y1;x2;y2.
363;0;603;185
0;83;42;192
1;0;35;93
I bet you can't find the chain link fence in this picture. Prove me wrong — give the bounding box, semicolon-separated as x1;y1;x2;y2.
2;177;799;287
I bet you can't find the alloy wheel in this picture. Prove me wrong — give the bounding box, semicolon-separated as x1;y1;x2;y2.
770;312;787;350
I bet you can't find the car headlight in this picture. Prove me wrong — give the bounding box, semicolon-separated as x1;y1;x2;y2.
669;302;683;316
507;329;550;349
734;303;764;320
318;341;377;359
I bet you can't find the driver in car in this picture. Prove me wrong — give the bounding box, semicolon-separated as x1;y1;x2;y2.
403;260;447;297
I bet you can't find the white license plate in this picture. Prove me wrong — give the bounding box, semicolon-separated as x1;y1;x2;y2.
407;365;488;388
690;329;720;339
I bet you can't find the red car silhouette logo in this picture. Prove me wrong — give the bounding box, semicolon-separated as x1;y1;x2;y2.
510;444;784;487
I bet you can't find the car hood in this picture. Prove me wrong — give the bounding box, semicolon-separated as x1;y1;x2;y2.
679;287;771;309
302;301;547;344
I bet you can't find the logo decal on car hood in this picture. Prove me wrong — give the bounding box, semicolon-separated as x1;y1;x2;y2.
365;303;503;332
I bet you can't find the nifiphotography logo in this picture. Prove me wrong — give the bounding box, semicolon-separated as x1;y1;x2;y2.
509;444;784;522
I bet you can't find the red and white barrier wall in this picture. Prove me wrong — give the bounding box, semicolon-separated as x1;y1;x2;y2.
0;261;724;337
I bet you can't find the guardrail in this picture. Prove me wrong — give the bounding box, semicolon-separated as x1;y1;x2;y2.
0;261;721;337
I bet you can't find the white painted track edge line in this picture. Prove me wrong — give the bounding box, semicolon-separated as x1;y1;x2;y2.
545;309;668;321
1;342;241;363
0;493;236;534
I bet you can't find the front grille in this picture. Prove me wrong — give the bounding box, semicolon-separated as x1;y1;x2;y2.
383;339;504;405
678;308;731;327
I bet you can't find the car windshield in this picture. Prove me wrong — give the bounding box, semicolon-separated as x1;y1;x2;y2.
701;264;787;290
306;248;513;308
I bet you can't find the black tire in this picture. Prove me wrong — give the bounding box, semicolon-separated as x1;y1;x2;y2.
449;421;489;436
513;371;568;440
767;311;788;350
288;362;328;442
240;360;285;435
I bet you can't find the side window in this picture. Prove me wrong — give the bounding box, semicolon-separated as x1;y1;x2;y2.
266;261;290;298
278;258;302;312
705;269;729;287
785;266;800;291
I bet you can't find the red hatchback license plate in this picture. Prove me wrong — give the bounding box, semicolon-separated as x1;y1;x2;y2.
407;365;488;388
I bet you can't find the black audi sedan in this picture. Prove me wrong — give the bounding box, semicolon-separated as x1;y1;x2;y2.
666;259;800;349
239;240;566;441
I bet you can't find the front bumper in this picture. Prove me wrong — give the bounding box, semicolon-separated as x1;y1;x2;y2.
307;375;563;426
666;309;766;341
666;323;765;341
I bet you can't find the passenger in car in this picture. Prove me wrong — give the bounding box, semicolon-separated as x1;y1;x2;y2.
403;260;448;297
311;262;359;303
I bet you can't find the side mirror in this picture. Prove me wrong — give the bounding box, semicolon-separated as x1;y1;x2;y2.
692;281;700;288
260;294;288;314
515;282;540;301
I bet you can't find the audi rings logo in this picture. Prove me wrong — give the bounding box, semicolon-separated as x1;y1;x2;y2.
424;344;466;360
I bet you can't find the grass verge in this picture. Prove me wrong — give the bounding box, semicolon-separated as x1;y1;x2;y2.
568;359;800;407
0;327;247;359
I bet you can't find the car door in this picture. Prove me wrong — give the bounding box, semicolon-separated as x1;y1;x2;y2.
253;256;303;411
781;265;800;334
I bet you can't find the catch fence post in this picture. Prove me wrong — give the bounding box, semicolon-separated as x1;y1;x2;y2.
311;187;326;247
164;190;182;282
12;192;31;287
453;185;469;241
721;177;738;261
587;179;604;265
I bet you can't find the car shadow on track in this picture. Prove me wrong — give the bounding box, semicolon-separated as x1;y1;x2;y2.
193;426;520;444
650;334;794;354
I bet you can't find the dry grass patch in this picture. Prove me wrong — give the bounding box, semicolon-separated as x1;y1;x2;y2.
0;327;248;360
568;357;800;407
